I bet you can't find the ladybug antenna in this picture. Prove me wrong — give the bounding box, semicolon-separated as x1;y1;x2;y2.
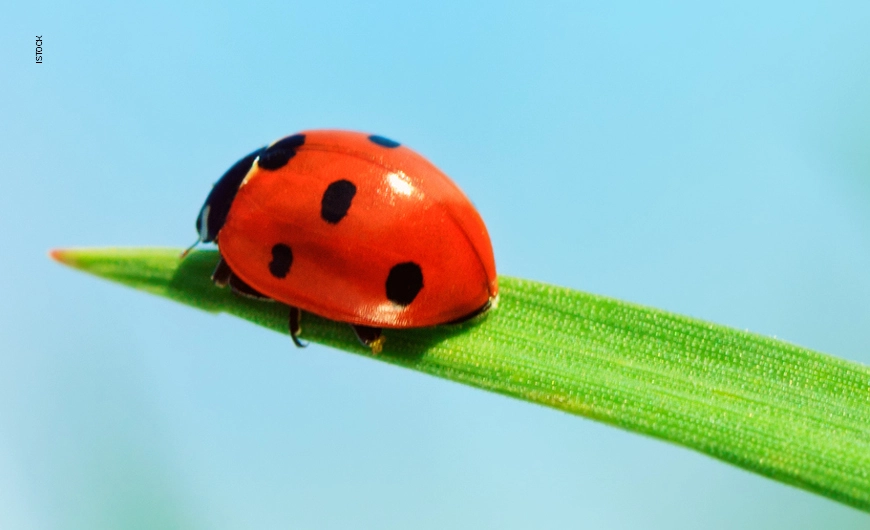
180;239;200;259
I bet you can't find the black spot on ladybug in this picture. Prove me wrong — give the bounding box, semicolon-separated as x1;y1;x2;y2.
368;135;400;148
269;244;294;279
259;134;306;170
386;262;423;306
321;180;357;224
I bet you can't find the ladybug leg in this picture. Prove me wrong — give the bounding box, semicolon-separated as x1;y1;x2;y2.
351;325;385;354
288;306;307;348
228;273;272;300
211;257;232;287
213;257;273;300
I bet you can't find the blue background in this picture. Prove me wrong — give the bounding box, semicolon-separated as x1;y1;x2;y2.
4;1;870;528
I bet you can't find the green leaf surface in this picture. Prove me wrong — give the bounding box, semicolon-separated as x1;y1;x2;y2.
52;247;870;512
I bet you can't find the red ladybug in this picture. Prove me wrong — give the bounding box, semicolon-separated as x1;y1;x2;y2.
192;130;497;352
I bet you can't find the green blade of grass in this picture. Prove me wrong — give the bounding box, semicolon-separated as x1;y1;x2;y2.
52;247;870;512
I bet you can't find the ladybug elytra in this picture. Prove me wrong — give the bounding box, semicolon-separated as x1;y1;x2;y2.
192;130;497;352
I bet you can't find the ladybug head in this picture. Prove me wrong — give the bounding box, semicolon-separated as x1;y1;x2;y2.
195;147;264;243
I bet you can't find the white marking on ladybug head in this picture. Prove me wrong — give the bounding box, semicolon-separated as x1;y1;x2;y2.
240;164;258;187
199;204;211;242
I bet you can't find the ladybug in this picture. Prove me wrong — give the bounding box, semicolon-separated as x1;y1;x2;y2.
191;130;498;353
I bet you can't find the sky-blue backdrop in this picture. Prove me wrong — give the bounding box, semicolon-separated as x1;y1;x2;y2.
4;1;870;528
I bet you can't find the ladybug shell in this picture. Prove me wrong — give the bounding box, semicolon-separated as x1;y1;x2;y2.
218;130;498;328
